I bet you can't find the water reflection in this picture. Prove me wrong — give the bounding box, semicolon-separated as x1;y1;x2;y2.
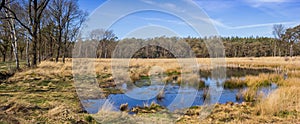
82;68;276;113
83;77;277;114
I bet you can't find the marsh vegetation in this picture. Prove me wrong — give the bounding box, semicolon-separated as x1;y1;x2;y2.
0;57;299;123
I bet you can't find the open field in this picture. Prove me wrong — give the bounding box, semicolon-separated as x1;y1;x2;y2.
0;57;299;123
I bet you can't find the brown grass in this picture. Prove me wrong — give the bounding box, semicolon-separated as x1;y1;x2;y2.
1;57;300;123
224;77;246;89
255;86;300;116
245;73;282;87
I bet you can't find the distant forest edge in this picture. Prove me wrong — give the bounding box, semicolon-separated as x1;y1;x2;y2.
75;35;300;59
0;0;299;70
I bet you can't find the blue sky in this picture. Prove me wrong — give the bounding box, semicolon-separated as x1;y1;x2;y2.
78;0;300;39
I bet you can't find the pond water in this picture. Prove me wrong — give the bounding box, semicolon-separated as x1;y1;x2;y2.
82;68;277;114
83;78;277;114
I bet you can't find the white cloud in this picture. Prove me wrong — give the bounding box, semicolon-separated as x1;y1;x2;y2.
140;0;155;5
229;21;296;29
141;17;185;25
195;0;236;12
242;0;297;18
244;0;294;7
252;0;289;3
191;15;297;29
140;0;185;13
140;0;299;34
190;16;229;28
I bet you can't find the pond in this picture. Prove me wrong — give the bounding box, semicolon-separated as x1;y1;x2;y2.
82;67;277;114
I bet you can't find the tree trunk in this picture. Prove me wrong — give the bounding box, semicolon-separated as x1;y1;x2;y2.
56;25;62;62
32;33;38;66
20;50;23;60
50;35;53;58
63;21;70;63
31;0;39;67
279;48;281;57
5;4;19;70
2;53;5;62
104;43;107;58
274;41;277;56
11;25;19;70
10;45;12;61
290;44;293;57
146;45;149;59
26;37;30;67
62;42;67;63
56;43;61;62
38;24;42;63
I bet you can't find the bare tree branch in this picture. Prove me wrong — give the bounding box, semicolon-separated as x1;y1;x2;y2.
3;5;33;36
0;0;5;11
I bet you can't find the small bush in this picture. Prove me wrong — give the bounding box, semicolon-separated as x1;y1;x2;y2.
224;77;247;89
242;88;258;102
84;115;93;122
198;80;206;89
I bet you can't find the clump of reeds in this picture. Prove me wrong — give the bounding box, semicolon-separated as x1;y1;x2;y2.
163;75;179;84
130;73;141;83
224;77;247;89
241;87;259;102
245;73;277;88
132;102;164;113
198;80;206;89
203;87;210;100
255;86;300;116
157;90;165;100
165;69;181;76
120;103;128;111
235;89;243;101
176;76;182;84
277;77;300;87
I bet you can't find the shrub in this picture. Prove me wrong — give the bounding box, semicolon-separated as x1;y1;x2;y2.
84;115;93;122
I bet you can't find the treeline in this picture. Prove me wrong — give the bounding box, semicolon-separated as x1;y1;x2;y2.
0;0;300;70
77;24;300;59
79;35;300;59
75;25;300;59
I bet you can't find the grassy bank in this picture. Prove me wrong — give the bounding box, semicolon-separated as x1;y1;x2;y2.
0;57;299;123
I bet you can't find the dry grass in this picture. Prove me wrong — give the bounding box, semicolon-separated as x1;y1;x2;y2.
277;77;300;87
226;57;300;70
1;57;300;123
224;77;246;89
255;86;300;117
245;73;282;87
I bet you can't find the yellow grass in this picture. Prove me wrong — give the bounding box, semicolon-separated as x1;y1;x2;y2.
255;86;300;116
2;57;300;123
245;73;282;87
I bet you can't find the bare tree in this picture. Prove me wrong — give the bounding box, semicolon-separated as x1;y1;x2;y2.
90;29;105;58
273;24;285;56
4;0;19;69
49;0;64;62
50;0;86;63
284;25;300;57
90;29;117;58
62;0;86;63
